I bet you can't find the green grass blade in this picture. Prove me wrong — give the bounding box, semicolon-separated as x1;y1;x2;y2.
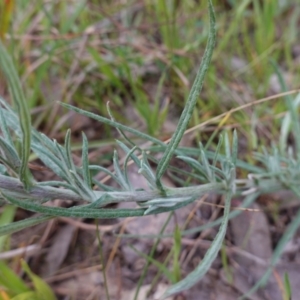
0;204;15;251
283;273;292;300
11;291;39;299
95;222;110;300
0;261;30;295
130;245;176;283
155;0;216;187
172;225;182;282
0;40;32;189
21;260;57;300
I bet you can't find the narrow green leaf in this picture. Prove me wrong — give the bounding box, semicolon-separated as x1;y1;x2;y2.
79;194;111;209
61;0;86;33
21;260;57;300
141;196;192;208
95;221;110;300
173;225;182;282
241;179;300;300
130;245;176;283
2;193;194;221
224;131;230;160
177;156;210;181
92;178;116;192
0;205;16;251
133;213;173;300
116;140;141;167
119;193;259;239
54;140;73;174
232;130;238;166
241;203;300;299
60;102;165;147
107;102;135;147
139;152;157;189
113;150;130;190
143;197;196;216
0;40;32;189
0;105;14;147
36;133;58;155
64;129;74;170
0;154;12;170
213;135;223;168
0;215;53;237
82;132;92;188
89;165;122;188
0;261;30;294
150;145;264;173
123;146;137;190
199;143;213;181
221;244;233;284
155;0;216;186
68;169;94;200
0;136;21;172
0;163;7;175
11;291;39;300
31;144;69;180
227;166;236;194
283;273;292;300
162;190;232;299
37;181;74;189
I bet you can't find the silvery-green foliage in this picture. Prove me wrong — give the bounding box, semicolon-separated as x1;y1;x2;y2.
1;0;300;299
0;40;31;189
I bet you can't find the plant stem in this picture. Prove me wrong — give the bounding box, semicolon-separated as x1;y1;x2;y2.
0;174;285;208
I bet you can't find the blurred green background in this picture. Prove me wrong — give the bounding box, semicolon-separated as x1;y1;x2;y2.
0;0;299;150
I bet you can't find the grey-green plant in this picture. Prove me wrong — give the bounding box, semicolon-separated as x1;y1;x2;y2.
0;0;299;299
